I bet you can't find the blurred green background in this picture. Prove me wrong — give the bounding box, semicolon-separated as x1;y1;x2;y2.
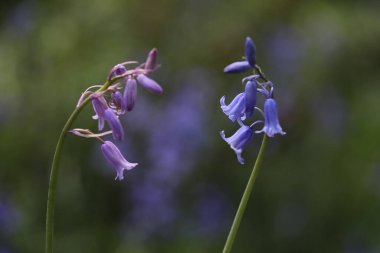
1;0;380;252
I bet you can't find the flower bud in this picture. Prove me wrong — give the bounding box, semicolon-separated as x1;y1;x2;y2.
245;37;256;67
224;61;251;73
123;78;137;111
144;48;158;73
136;74;163;94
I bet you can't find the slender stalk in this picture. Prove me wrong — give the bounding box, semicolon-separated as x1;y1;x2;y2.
223;134;268;253
45;80;112;253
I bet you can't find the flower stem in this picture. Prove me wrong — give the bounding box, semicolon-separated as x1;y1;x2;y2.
45;80;112;253
222;134;268;253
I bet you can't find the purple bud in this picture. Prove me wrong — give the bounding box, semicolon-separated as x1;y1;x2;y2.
104;108;124;141
244;80;257;117
101;141;138;180
256;98;286;137
224;61;251;73
144;48;158;73
123;78;137;111
245;37;256;67
108;64;127;80
136;74;163;94
220;125;253;164
114;65;127;75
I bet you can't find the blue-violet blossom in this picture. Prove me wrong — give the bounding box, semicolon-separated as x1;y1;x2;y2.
220;36;285;164
91;94;124;141
256;98;286;137
220;125;254;164
101;141;138;180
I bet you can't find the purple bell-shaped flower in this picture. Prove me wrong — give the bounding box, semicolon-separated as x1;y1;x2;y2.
256;98;286;137
101;141;138;180
220;125;254;164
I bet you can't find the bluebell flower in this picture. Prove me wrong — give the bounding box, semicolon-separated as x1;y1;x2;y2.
123;78;137;111
245;36;256;67
220;125;254;164
244;80;257;117
91;93;124;140
91;94;108;131
101;141;138;180
220;93;246;122
256;98;286;137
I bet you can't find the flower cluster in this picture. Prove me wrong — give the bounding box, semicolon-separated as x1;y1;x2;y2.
220;37;285;164
71;49;163;180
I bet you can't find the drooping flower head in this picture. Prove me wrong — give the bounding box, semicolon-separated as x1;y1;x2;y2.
220;36;285;164
101;141;138;180
71;48;163;180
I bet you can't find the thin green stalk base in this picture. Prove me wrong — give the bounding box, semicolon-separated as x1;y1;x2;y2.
223;135;268;253
45;82;111;253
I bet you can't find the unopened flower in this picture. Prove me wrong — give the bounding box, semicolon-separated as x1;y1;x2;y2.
244;80;257;117
101;141;138;180
220;125;254;164
224;61;251;73
256;98;286;137
123;78;137;111
144;48;158;73
104;108;124;141
245;36;256;67
223;36;257;74
136;74;163;94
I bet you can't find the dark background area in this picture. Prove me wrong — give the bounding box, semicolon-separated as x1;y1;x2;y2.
0;0;380;252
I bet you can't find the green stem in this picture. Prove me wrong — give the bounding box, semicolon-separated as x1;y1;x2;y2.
45;80;112;253
222;134;268;253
